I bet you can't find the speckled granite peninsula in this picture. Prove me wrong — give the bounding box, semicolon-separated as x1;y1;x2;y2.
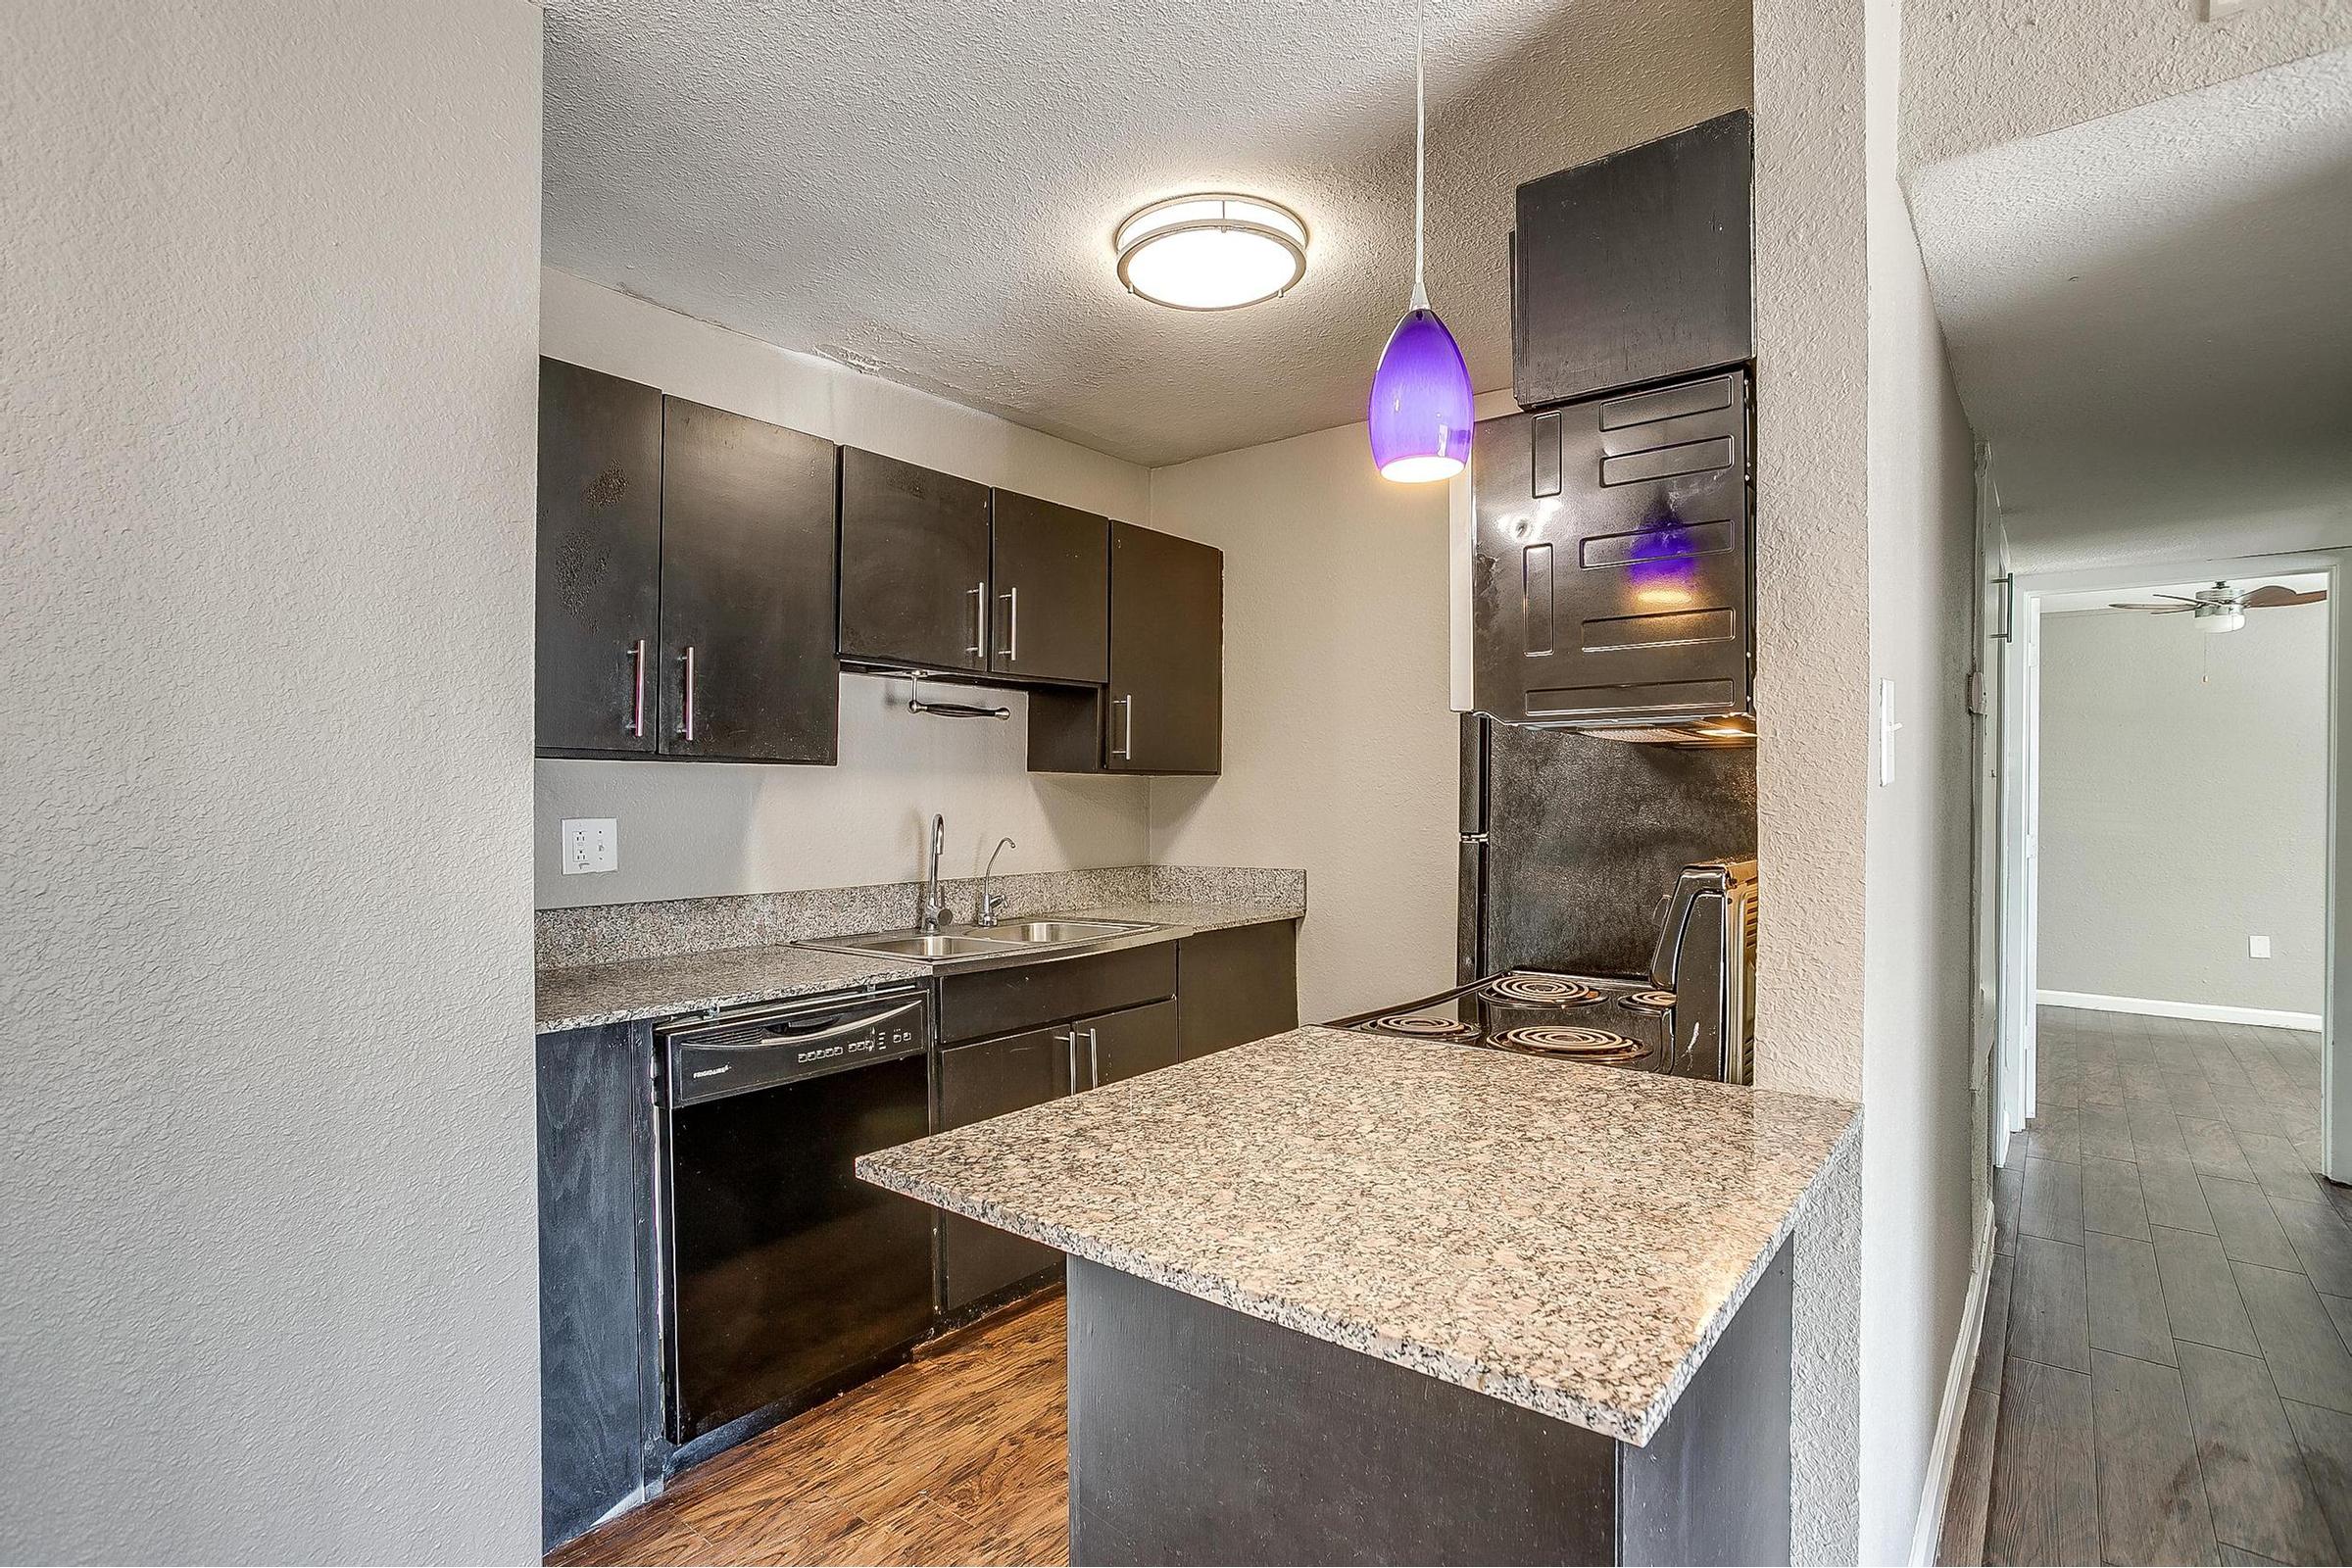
861;1026;1858;1442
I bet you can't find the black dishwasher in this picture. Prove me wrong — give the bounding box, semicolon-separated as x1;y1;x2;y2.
655;983;933;1449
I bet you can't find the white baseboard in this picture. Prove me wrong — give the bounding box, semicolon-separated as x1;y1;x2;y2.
1911;1200;1997;1568
2036;988;2321;1033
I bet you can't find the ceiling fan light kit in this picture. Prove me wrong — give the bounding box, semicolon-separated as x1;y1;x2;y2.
1114;193;1308;311
1367;0;1474;484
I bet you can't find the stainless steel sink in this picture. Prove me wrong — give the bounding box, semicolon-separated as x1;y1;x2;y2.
992;919;1152;944
797;917;1163;969
847;933;1024;958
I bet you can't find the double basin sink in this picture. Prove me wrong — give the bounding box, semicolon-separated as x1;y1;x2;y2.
797;918;1163;971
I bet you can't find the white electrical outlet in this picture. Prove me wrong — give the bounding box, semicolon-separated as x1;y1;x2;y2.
562;817;617;875
2203;0;2267;22
2250;934;2273;959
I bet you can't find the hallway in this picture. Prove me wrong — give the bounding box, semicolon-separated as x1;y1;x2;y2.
1940;1006;2352;1564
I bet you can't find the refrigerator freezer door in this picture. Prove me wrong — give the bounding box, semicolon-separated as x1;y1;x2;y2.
1470;370;1753;730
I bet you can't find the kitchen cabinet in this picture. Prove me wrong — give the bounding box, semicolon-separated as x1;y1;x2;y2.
1080;998;1181;1087
938;940;1176;1047
988;489;1108;686
935;1024;1073;1311
838;448;992;675
1512;109;1751;409
533;359;840;764
537;1020;658;1552
659;398;840;762
537;361;663;756
1176;920;1298;1058
1027;522;1223;775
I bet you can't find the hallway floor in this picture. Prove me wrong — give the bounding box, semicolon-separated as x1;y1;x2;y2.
1939;1006;2352;1565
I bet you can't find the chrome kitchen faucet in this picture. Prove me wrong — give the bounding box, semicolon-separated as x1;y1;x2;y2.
976;837;1017;927
920;813;951;934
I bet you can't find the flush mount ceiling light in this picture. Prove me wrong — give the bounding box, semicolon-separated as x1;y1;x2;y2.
1114;194;1308;311
1368;0;1473;483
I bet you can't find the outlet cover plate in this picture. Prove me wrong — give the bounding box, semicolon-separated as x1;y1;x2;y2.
563;817;617;876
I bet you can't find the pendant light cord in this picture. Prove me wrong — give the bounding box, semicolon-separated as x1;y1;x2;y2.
1410;0;1429;311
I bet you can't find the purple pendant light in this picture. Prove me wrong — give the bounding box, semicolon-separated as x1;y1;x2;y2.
1368;0;1473;483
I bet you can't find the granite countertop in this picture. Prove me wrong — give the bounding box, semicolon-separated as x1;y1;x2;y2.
534;896;1303;1034
858;1026;1860;1445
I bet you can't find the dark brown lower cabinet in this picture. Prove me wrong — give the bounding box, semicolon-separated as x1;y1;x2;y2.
936;1025;1073;1312
935;997;1183;1314
1176;921;1298;1059
1084;999;1181;1087
538;1021;658;1553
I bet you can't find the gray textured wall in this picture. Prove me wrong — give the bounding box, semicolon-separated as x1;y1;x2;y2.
1;2;544;1559
2039;604;2328;1015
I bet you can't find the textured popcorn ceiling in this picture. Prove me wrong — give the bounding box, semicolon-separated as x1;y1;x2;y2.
1908;49;2352;566
1902;0;2352;171
542;0;1749;466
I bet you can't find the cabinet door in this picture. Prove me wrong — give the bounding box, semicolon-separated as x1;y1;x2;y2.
1175;922;1298;1059
1084;1000;1183;1089
537;1021;653;1551
839;448;992;674
937;1025;1074;1310
1511;109;1751;408
990;490;1108;685
537;360;663;757
1106;523;1222;774
656;398;840;763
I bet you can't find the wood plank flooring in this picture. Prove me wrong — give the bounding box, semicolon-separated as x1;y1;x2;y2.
1941;1007;2352;1566
550;1293;1069;1568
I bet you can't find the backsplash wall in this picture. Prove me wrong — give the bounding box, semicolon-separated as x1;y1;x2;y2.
535;271;1154;911
536;673;1150;907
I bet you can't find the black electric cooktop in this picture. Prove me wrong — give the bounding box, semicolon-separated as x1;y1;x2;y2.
1332;969;1687;1075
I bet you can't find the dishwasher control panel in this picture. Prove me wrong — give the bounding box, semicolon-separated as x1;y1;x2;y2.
659;986;931;1106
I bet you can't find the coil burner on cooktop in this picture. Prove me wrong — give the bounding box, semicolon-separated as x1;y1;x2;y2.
1488;1024;1650;1061
1364;1012;1483;1042
1331;968;1693;1077
1479;973;1602;1007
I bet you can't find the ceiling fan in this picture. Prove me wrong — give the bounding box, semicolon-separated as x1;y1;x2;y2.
2108;580;2327;633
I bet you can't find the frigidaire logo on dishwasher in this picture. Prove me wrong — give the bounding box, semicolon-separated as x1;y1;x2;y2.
691;1066;730;1079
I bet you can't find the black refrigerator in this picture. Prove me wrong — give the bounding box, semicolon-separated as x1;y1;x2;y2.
1458;714;1757;984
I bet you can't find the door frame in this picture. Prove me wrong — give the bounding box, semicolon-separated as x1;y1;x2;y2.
1994;547;2347;1180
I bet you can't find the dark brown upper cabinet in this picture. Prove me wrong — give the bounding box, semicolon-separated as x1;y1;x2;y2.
988;490;1109;687
533;358;839;764
1511;110;1752;409
837;448;992;675
537;360;663;756
658;398;839;764
1107;523;1221;774
1028;522;1222;776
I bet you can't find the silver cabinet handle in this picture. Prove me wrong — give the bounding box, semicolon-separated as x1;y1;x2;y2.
1086;1027;1102;1088
966;581;987;661
627;639;648;738
1109;694;1134;760
1056;1030;1079;1090
999;586;1019;662
678;645;698;742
